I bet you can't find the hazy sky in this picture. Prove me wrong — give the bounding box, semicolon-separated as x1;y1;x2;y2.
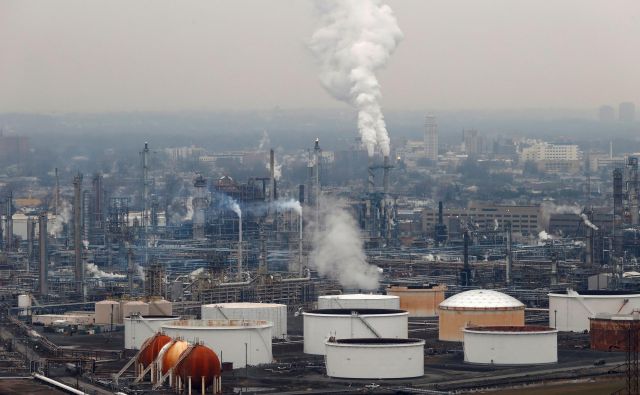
2;0;639;113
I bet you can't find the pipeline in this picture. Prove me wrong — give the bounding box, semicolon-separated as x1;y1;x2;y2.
33;373;88;395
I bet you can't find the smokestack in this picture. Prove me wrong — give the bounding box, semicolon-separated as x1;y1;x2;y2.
438;201;444;225
550;253;558;287
270;149;275;202
73;173;84;297
27;217;35;271
613;168;624;257
127;248;134;294
629;158;639;225
141;142;150;229
237;213;243;281
505;221;512;285
299;212;304;276
460;231;471;286
383;155;390;196
192;175;207;240
38;212;48;295
298;185;305;205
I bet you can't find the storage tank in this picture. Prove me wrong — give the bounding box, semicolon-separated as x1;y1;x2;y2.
159;340;190;375
174;344;222;394
161;319;272;368
148;299;173;316
122;301;149;319
201;302;287;339
325;338;425;379
95;300;122;324
124;315;181;349
136;333;172;370
18;294;31;316
549;290;640;332
463;326;558;365
303;309;409;355
318;294;400;310
590;313;640;351
386;284;447;317
438;289;525;341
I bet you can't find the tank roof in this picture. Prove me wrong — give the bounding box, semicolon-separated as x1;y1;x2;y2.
464;325;555;333
305;308;406;315
319;294;398;300
332;338;424;345
550;290;640;296
439;289;524;310
203;302;285;308
162;319;272;329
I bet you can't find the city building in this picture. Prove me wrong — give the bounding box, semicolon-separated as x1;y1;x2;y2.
424;115;438;162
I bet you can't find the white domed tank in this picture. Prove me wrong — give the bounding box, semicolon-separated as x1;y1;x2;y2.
124;315;181;349
463;326;558;365
161;319;272;368
201;302;287;339
325;338;425;379
303;308;409;355
438;290;525;341
318;294;400;310
95;300;122;324
122;301;149;319
549;290;640;332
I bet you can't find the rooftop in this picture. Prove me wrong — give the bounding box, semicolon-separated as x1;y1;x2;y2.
439;289;524;310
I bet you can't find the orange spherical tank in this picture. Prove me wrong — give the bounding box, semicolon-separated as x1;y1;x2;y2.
137;333;172;367
175;344;221;391
161;340;190;374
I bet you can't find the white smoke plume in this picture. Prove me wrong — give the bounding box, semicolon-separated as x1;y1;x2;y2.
309;0;403;157
185;196;194;220
258;130;270;151
49;200;71;236
580;213;599;231
266;155;282;180
310;197;379;290
274;199;302;215
540;202;581;228
538;230;554;241
85;263;125;279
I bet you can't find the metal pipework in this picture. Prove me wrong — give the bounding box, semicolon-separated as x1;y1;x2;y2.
38;212;48;295
73;173;84;298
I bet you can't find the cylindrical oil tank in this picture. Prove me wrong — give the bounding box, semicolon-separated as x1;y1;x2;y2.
590;313;640;351
122;301;150;319
201;302;287;339
18;294;31;316
438;289;525;342
161;319;272;368
159;340;190;374
317;294;400;310
124;315;181;349
137;333;172;368
386;284;447;317
95;300;122;324
549;290;640;332
325;338;425;379
175;344;222;393
463;326;558;365
303;309;409;355
148;299;173;316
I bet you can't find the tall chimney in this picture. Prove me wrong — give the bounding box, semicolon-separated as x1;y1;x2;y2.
269;149;275;202
127;248;134;295
4;191;13;251
298;185;305;205
27;217;35;272
54;168;60;216
383;155;390;196
39;212;48;295
613;168;624;257
505;221;512;285
438;201;444;225
461;231;471;286
237;213;243;281
73;173;84;297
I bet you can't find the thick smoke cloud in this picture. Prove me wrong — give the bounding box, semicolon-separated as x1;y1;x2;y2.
309;197;379;290
309;0;403;157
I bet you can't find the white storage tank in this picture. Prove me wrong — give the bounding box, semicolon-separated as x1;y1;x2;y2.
549;289;640;332
438;289;525;341
303;309;409;355
318;294;400;310
124;315;181;349
18;294;31;316
201;302;287;339
148;299;173;316
95;300;122;324
463;326;558;365
122;301;150;319
161;319;272;368
325;338;425;379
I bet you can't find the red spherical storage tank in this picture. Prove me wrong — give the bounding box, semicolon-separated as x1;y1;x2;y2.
161;340;190;374
136;333;172;367
175;344;222;392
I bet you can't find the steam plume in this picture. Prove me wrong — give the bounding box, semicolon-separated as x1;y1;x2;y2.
309;0;403;156
274;199;302;215
49;200;71;236
580;213;599;231
310;197;379;290
86;263;125;279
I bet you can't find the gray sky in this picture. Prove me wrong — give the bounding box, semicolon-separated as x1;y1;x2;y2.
1;0;639;113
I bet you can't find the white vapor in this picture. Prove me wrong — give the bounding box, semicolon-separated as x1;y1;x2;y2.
309;0;403;157
310;197;379;290
86;263;125;279
274;199;302;215
580;213;599;231
49;200;71;236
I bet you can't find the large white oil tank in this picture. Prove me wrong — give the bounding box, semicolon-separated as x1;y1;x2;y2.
438;289;525;342
161;319;272;368
95;300;122;324
318;294;400;310
549;290;640;332
201;302;287;339
325;338;425;379
124;315;181;349
303;309;408;355
18;294;31;316
148;299;173;316
122;301;150;319
463;326;558;365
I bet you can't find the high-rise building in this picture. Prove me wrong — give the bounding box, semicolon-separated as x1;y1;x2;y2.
598;105;615;122
462;129;484;155
424;115;438;161
619;102;636;123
